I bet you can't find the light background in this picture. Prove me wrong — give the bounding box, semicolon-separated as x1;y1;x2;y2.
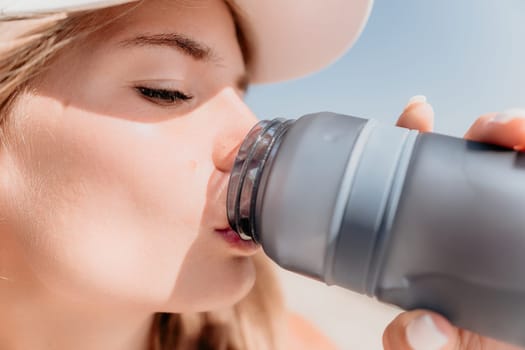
245;1;525;348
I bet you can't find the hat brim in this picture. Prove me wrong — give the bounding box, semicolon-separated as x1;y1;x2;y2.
0;0;373;83
232;0;373;83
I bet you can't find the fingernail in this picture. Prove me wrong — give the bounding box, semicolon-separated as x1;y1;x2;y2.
406;314;448;350
490;108;525;124
407;95;427;107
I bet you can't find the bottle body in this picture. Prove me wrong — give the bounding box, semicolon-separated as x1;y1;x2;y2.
376;132;525;346
227;112;525;347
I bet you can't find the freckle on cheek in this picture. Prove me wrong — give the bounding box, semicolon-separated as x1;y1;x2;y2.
189;160;198;170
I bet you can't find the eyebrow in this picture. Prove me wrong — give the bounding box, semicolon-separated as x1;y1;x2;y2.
118;33;250;93
119;33;214;61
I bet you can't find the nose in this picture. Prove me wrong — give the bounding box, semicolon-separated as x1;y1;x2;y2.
212;88;258;173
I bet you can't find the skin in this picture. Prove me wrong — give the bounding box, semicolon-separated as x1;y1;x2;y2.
0;1;270;349
385;99;525;350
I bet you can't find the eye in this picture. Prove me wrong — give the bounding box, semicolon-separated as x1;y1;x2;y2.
135;86;194;106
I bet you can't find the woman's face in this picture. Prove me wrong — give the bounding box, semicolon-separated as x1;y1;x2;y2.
0;0;259;313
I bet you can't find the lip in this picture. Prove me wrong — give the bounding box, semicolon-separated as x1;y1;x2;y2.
214;227;260;255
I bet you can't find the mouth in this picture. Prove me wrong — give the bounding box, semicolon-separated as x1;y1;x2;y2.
214;227;259;255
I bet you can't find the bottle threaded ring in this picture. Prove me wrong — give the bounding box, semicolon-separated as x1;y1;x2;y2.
227;118;293;242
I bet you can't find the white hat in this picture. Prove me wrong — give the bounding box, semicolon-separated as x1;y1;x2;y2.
0;0;373;83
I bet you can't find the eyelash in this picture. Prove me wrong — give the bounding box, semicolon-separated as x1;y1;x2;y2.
135;86;193;106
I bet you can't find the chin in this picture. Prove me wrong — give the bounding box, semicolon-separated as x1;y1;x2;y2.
160;256;257;313
219;256;258;306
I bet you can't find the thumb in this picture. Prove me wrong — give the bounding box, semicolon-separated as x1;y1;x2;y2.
383;310;454;350
383;310;522;350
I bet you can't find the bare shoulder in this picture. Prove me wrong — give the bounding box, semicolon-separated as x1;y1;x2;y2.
286;311;339;350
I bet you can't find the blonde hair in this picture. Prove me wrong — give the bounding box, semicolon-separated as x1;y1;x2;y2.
0;4;286;350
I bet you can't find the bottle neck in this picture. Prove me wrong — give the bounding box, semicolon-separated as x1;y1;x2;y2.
227;118;294;242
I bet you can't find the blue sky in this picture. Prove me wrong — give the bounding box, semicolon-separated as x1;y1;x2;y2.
245;0;525;137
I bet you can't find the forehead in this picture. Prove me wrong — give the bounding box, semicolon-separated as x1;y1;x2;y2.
83;0;246;74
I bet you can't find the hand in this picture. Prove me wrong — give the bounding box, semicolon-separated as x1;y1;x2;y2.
382;95;525;350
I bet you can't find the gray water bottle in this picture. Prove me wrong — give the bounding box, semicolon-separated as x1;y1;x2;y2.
227;112;525;347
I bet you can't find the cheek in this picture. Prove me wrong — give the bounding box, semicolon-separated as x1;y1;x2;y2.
6;102;217;307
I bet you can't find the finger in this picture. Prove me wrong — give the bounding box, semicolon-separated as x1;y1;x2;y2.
383;310;523;350
463;109;525;151
383;310;454;350
396;95;435;132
